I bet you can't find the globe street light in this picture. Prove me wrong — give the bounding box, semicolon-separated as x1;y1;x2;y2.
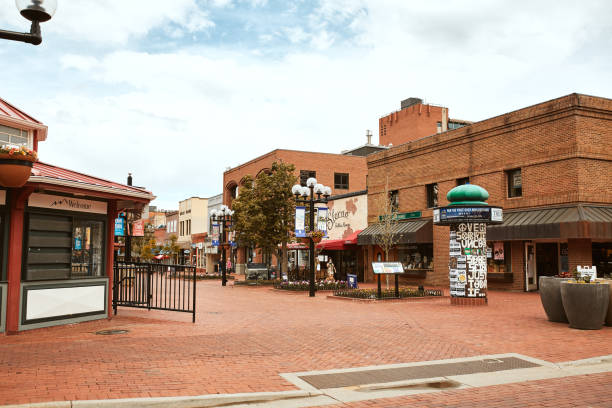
0;0;58;45
210;205;234;286
292;178;331;297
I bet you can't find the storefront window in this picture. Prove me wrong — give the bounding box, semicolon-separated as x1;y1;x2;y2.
25;212;106;281
592;243;612;277
487;241;512;274
0;203;5;281
398;244;434;271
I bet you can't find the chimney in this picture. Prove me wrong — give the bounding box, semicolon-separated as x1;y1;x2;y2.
127;173;133;186
366;129;372;145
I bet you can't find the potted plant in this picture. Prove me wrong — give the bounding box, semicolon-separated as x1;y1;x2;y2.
601;273;612;326
0;145;38;187
307;230;324;243
560;274;610;330
539;273;571;323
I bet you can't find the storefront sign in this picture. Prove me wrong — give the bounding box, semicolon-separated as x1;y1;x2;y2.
434;206;502;225
449;223;487;298
114;217;125;236
379;211;421;222
0;190;5;205
295;206;306;237
317;207;328;236
28;193;107;214
131;219;145;237
372;262;404;274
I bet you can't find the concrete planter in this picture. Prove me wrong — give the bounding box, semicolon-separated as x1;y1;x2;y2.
600;279;612;326
539;276;570;323
560;282;609;330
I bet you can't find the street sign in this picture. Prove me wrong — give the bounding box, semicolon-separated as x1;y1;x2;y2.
379;211;421;222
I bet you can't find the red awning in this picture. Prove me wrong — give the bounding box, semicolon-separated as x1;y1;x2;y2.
316;230;362;251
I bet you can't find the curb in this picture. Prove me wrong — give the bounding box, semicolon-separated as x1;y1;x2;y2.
2;390;323;408
326;295;449;303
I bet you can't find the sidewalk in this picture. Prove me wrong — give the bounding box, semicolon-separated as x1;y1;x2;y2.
0;280;610;406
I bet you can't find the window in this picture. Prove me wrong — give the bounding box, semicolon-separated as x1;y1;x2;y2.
334;173;349;190
229;185;238;199
507;169;522;198
24;213;105;281
0;124;28;148
389;190;399;213
180;221;184;236
448;121;467;130
457;177;469;186
300;170;316;187
187;219;191;235
0;201;5;281
398;244;434;272
426;183;438;208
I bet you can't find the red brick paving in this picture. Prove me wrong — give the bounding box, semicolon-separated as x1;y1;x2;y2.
0;280;610;406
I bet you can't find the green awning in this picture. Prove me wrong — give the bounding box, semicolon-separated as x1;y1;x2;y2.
358;219;432;245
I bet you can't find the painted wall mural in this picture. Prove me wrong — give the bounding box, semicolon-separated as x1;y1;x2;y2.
324;193;367;240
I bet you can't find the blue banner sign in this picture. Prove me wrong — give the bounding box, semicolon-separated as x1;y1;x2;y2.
114;217;125;236
295;206;306;237
212;223;220;246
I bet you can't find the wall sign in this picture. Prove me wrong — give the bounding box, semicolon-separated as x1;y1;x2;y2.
379;211;422;222
449;223;487;298
28;193;107;214
295;206;306;237
577;265;597;281
0;190;5;205
131;219;145;237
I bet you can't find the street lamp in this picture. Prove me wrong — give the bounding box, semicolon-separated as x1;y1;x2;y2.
0;0;58;45
210;205;234;287
292;177;332;297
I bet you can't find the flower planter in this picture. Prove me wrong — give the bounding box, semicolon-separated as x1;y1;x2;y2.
560;281;609;330
539;276;570;323
601;279;612;326
0;157;33;188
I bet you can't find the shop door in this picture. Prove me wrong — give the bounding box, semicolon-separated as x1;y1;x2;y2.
525;243;537;291
536;243;559;278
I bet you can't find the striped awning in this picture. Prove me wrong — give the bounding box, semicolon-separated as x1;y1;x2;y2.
487;205;612;240
358;219;432;245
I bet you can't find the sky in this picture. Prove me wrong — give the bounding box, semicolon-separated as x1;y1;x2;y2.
1;0;611;210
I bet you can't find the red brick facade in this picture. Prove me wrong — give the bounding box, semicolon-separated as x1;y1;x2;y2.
366;93;612;290
379;102;448;147
223;149;369;273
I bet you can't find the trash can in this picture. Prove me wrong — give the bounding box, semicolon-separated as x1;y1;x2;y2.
347;274;358;289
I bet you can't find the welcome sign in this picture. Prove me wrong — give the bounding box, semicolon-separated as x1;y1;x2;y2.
28;193;107;214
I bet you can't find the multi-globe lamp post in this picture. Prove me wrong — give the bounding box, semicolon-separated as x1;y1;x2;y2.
0;0;58;45
291;178;331;297
210;205;234;287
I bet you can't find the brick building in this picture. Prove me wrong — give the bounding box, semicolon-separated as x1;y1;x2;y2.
223;147;380;274
379;97;470;147
360;93;612;291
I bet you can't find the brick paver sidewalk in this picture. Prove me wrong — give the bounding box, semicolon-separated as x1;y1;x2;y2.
0;280;610;406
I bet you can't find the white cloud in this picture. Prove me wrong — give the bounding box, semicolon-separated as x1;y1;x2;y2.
4;0;612;210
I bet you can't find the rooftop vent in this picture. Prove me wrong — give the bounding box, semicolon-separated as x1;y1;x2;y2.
401;97;423;110
366;129;372;145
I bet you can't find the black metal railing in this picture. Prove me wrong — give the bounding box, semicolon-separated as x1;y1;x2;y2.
113;261;197;322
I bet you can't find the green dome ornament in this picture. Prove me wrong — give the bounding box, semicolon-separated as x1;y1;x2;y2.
446;183;489;206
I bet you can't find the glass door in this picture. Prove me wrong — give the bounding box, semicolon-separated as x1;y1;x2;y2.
525;242;537;291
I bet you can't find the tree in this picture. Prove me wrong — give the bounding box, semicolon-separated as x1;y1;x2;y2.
232;161;297;275
373;176;400;288
163;234;181;264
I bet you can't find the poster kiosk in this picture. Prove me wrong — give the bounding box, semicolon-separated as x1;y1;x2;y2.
433;184;503;306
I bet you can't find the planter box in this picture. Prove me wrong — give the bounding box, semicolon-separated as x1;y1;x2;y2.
539;276;570;323
560;282;609;330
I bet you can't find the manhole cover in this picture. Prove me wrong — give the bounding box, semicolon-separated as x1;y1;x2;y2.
95;329;129;335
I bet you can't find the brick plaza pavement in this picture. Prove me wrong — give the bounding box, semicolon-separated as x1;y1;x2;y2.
0;279;610;406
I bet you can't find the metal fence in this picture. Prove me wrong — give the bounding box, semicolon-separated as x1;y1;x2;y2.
113;261;197;322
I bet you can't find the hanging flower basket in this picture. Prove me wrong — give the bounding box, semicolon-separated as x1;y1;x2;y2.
0;145;38;188
308;230;324;243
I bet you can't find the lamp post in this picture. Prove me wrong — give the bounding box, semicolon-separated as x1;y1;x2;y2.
292;178;331;297
0;0;58;45
210;205;234;287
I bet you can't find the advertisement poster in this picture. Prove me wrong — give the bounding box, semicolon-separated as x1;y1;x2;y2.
317;207;328;237
131;219;145;237
295;206;306;237
494;242;504;260
114;217;125;236
449;223;487;298
371;262;404;274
